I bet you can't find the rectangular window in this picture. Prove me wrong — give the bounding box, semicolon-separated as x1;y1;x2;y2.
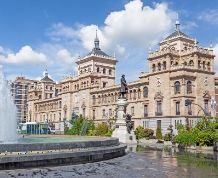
144;105;148;117
131;106;135;116
143;120;149;128
204;100;209;115
83;108;85;118
103;82;107;88
102;109;106;117
157;120;161;129
176;102;180;115
156;101;162;116
93;110;95;120
187;102;192;115
59;113;61;122
109;109;112;116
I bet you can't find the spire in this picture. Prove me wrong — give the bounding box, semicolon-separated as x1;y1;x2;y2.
175;13;180;31
94;30;100;49
44;69;48;77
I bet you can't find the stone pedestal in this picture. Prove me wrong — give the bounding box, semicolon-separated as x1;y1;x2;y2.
112;98;137;144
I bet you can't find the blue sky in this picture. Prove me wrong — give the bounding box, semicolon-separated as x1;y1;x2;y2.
0;0;218;82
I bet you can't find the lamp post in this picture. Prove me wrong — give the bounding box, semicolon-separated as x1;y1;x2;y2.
211;98;217;122
185;99;207;116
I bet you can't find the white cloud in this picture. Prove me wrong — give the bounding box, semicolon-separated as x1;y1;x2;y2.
0;45;48;65
4;0;178;82
198;9;218;25
48;0;176;57
56;49;78;64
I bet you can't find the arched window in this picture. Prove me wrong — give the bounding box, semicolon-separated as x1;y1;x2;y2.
198;60;201;69
152;64;156;72
143;86;148;97
158;63;161;71
189;60;194;66
175;62;178;66
138;89;141;98
187;81;192;94
163;61;166;70
97;67;100;73
92;95;96;104
133;89;136;99
98;95;101;104
174;81;180;94
203;61;206;70
103;68;106;74
109;69;112;75
184;62;187;66
207;62;211;71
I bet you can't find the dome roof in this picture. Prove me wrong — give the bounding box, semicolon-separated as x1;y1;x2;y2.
41;70;54;83
164;30;190;40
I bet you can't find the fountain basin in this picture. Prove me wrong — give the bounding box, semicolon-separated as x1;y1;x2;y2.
0;135;126;169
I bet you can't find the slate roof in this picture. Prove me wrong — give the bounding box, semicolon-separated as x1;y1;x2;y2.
41;75;54;83
87;47;110;57
165;30;190;40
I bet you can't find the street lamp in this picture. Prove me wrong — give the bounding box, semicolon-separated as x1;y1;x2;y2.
211;98;217;121
185;99;207;116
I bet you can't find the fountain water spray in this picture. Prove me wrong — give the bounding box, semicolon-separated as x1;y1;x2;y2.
0;65;17;142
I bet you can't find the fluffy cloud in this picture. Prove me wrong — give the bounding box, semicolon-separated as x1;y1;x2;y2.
49;0;176;56
0;45;48;65
3;0;178;82
198;9;218;25
56;49;78;64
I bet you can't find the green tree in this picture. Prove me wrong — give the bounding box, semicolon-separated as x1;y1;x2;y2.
156;127;162;140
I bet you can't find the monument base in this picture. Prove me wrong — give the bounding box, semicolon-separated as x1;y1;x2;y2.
112;98;137;144
112;127;137;144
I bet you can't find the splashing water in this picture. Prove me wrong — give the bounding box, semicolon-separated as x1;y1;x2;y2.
0;65;17;142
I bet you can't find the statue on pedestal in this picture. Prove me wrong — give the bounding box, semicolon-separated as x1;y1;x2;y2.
112;74;136;144
120;74;128;99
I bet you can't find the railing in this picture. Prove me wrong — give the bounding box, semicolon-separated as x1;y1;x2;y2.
148;46;213;59
155;112;163;116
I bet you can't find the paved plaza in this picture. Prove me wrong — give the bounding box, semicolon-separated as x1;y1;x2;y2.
0;150;217;178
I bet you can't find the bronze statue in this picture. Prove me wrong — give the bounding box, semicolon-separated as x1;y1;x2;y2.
126;114;133;134
120;74;128;99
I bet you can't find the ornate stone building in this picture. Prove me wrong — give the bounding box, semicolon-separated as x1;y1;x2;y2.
27;22;216;134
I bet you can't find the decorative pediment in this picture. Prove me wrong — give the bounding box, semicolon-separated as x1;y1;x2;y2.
154;92;164;100
203;90;211;99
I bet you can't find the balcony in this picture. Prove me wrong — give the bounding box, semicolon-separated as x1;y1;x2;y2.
188;111;192;115
155;112;162;116
176;112;180;115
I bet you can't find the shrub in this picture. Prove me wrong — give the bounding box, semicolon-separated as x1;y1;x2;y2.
174;131;196;146
212;122;218;129
135;126;154;140
95;122;109;136
163;133;171;141
65;116;84;135
135;126;146;140
175;118;218;147
156;127;162;140
144;128;154;137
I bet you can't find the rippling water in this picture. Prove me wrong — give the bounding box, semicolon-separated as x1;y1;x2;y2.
135;145;218;178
